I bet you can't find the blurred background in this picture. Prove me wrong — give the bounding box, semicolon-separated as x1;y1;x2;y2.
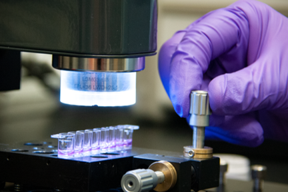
0;0;288;185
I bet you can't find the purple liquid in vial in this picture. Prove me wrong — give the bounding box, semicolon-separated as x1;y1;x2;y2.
100;127;109;152
52;125;139;156
92;146;100;154
108;126;116;152
58;136;74;158
123;139;132;149
58;149;74;157
116;141;123;151
74;131;84;157
83;130;92;155
92;128;101;154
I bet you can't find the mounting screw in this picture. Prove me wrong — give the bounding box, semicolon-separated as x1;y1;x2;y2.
251;165;267;192
188;150;195;158
219;159;228;185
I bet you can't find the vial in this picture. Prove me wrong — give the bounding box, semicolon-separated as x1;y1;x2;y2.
115;125;124;151
83;129;93;155
100;127;109;152
57;133;74;158
92;128;101;154
122;125;139;150
108;126;116;152
74;131;84;157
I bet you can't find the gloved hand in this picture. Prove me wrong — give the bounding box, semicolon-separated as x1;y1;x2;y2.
158;0;288;147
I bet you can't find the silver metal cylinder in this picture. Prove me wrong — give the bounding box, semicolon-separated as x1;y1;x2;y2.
155;171;165;184
121;161;177;192
189;91;210;127
53;56;145;72
121;169;160;192
189;91;211;149
193;126;205;149
219;159;228;186
251;165;267;192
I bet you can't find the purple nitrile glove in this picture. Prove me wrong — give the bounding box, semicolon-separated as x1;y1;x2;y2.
158;0;288;147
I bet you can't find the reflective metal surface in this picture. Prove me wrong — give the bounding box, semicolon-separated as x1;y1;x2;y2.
219;159;228;186
183;146;213;159
121;169;159;192
189;91;211;149
193;126;205;149
148;160;177;192
0;0;158;56
251;165;267;192
53;55;145;72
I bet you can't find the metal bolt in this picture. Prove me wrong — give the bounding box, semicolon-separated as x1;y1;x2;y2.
219;159;228;186
251;165;267;192
193;126;205;149
188;150;195;157
189;91;211;149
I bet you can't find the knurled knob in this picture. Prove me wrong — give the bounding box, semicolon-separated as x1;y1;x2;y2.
189;90;211;127
121;169;161;192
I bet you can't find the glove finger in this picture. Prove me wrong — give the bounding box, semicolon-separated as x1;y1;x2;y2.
169;6;249;118
205;114;264;147
209;56;288;116
158;30;187;97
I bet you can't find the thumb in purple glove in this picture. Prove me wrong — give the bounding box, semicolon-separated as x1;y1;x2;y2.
158;0;288;146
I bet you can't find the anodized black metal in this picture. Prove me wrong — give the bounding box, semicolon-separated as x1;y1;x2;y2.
0;49;21;91
0;141;219;192
0;141;135;192
0;0;157;57
133;154;220;192
133;154;193;192
190;157;220;191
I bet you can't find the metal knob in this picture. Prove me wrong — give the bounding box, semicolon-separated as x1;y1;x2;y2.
189;90;211;149
121;169;164;192
251;165;267;192
121;161;177;192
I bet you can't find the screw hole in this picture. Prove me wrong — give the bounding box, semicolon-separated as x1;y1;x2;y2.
101;152;119;155
11;149;29;152
128;181;133;188
24;142;43;146
90;155;108;158
33;151;54;154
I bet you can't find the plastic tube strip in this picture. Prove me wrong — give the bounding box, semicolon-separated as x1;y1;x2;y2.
51;124;139;158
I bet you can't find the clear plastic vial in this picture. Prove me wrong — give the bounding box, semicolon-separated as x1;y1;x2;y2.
83;129;93;155
92;128;101;154
74;131;84;157
60;71;136;107
121;125;138;150
58;133;74;158
108;126;116;152
115;125;124;151
100;127;109;152
123;128;133;150
52;124;139;157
